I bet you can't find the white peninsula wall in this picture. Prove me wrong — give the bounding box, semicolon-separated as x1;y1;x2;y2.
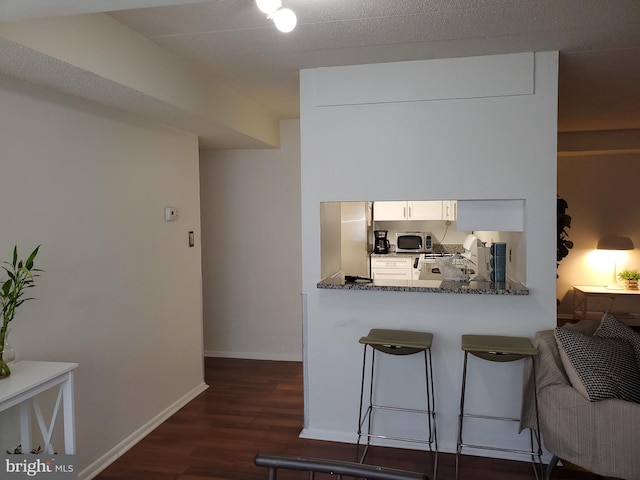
300;52;558;458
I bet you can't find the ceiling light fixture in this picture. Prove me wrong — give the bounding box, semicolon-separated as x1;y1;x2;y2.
271;7;297;33
255;0;281;15
255;0;297;33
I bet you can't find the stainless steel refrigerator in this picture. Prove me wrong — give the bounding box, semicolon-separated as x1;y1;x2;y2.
340;201;373;278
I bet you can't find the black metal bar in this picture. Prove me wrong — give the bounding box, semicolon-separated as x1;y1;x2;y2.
255;454;429;480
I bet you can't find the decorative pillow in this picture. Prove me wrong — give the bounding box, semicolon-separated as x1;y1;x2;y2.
595;311;640;366
554;327;640;403
561;319;600;336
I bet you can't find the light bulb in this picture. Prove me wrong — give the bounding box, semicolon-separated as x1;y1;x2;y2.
272;7;297;33
256;0;282;15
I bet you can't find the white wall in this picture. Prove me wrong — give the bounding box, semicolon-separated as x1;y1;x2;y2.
300;53;558;459
200;120;302;361
0;75;205;478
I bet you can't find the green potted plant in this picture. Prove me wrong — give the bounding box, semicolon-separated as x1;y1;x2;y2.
557;197;573;269
617;269;640;290
0;245;40;378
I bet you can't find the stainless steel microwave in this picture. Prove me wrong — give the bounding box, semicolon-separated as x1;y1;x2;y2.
395;233;432;253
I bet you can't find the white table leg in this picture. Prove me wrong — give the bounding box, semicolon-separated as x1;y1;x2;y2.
19;401;32;453
62;371;76;454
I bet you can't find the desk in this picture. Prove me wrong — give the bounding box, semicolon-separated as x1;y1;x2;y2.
0;361;78;454
573;286;640;326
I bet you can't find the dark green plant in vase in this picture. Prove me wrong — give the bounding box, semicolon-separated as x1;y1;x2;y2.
0;245;41;378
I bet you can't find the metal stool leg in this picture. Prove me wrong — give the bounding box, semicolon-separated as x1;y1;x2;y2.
456;351;468;480
530;357;543;480
357;344;369;462
425;348;438;480
357;344;376;463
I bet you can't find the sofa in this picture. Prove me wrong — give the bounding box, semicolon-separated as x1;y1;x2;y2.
521;313;640;480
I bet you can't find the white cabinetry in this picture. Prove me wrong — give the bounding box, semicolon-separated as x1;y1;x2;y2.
408;201;442;220
442;200;457;221
371;256;413;281
373;201;457;221
373;201;409;220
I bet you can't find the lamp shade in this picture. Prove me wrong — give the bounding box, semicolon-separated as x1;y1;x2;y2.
596;236;635;251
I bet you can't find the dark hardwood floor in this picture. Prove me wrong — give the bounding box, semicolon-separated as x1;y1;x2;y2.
97;357;600;480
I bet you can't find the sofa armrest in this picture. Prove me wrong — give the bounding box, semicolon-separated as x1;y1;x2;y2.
526;329;640;479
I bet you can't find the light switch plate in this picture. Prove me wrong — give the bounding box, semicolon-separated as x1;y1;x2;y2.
165;207;178;221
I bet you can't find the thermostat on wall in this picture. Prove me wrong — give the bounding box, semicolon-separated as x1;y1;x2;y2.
165;207;178;221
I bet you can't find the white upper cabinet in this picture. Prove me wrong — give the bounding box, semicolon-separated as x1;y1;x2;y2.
373;201;409;220
410;201;445;220
373;201;457;221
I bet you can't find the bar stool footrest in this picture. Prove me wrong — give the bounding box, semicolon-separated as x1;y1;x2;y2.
361;433;436;446
462;413;520;422
372;404;432;415
459;443;540;456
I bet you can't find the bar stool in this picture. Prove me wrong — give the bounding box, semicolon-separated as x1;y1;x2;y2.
456;334;542;480
357;329;438;478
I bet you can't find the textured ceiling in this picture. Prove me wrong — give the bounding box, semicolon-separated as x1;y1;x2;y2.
107;0;640;132
2;0;640;146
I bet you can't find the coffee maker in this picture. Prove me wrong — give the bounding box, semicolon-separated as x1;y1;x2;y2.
374;230;390;254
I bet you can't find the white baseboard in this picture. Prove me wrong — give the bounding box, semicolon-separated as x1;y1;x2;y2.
299;428;553;463
204;350;302;362
299;428;358;445
79;382;209;480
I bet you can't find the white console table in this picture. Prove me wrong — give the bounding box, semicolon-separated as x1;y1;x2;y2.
0;361;78;454
573;285;640;326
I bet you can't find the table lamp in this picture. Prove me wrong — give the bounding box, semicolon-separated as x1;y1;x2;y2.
597;235;635;289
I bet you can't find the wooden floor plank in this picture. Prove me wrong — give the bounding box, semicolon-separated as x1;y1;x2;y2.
96;357;600;480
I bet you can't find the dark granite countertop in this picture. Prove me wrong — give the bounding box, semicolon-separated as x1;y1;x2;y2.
317;276;529;295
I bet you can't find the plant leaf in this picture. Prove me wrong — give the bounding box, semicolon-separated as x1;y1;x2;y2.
2;279;11;296
25;246;39;270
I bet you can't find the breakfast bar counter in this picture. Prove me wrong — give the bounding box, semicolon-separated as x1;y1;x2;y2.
317;277;529;295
